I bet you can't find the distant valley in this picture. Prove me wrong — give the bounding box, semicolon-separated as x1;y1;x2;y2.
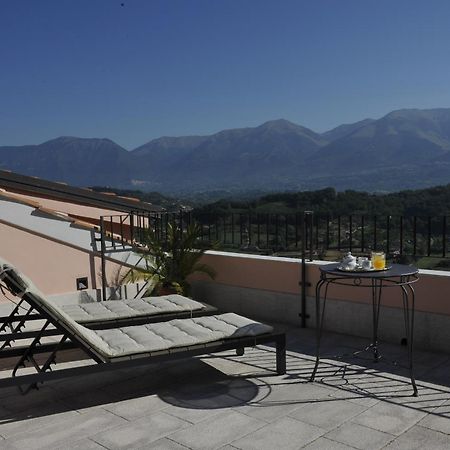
2;108;450;195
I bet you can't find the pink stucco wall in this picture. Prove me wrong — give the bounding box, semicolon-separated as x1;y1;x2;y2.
194;251;450;316
0;222;126;298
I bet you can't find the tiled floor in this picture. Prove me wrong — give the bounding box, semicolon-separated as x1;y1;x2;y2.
0;326;449;449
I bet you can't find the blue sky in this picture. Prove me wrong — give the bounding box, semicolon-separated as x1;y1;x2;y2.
1;0;450;149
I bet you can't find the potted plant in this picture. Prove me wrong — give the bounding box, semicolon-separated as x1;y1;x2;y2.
125;221;216;296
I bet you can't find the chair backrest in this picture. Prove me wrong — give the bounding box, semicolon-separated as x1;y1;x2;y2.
0;256;112;360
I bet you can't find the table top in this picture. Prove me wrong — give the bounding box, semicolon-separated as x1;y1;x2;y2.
320;263;418;278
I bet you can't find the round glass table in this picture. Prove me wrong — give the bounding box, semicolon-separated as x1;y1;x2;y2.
309;263;420;396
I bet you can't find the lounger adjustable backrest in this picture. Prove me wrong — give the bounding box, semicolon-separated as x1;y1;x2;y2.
0;257;275;361
0;257;285;393
0;257;114;361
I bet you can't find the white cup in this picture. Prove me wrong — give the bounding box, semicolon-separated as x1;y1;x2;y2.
359;257;371;270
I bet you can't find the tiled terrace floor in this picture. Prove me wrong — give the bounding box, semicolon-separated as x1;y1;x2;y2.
0;326;449;449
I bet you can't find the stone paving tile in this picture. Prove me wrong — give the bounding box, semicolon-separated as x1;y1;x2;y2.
0;406;12;421
92;411;189;449
325;422;394;450
243;364;314;387
163;378;256;408
231;416;325;450
211;377;265;402
99;368;169;397
0;386;21;401
231;379;336;422
46;367;137;396
102;392;169;420
59;389;124;414
163;402;226;424
396;349;449;371
420;359;450;388
384;425;450;449
0;326;449;449
137;437;191;449
202;347;279;377
3;409;126;449
302;436;359;449
417;399;450;434
387;385;450;412
351;401;429;435
317;366;413;398
288;398;368;431
0;386;64;414
50;437;108;449
0;408;80;439
169;410;265;450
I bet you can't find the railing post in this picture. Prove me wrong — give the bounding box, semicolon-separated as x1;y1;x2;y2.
337;216;341;251
326;215;330;251
427;216;431;256
231;213;235;245
413;216;417;256
349;215;353;253
299;211;313;328
373;215;377;251
130;212;135;244
443;216;447;258
386;215;391;254
361;215;365;253
100;216;107;301
399;216;403;255
275;214;279;250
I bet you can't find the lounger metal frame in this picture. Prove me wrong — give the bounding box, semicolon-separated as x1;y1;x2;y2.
0;272;286;395
0;289;218;354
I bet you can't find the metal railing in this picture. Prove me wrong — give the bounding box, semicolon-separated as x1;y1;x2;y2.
98;210;450;326
98;210;314;327
191;212;449;259
98;210;450;259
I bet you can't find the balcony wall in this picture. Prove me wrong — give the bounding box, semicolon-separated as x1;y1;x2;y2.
191;251;450;353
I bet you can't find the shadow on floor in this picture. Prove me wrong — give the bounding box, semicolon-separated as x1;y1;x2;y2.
0;328;449;427
0;356;267;425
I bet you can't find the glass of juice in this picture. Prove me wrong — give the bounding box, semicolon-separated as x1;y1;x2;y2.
371;251;386;270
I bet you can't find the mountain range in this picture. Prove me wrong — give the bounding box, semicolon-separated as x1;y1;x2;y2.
2;108;450;195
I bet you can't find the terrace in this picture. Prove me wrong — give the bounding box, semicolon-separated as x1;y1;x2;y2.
0;321;449;449
1;205;450;448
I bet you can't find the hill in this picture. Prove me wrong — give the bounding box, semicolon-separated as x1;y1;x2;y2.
2;108;450;194
0;137;132;187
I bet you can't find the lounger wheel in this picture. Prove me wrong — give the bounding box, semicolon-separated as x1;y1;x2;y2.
236;347;245;356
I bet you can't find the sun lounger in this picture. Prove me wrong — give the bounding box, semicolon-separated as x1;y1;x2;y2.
0;259;286;394
0;292;217;350
59;294;217;328
0;263;217;347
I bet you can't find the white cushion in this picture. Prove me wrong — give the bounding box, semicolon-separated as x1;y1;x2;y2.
61;295;205;323
93;313;274;359
0;257;273;362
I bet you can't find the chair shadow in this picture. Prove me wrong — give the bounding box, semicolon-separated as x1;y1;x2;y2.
0;356;265;425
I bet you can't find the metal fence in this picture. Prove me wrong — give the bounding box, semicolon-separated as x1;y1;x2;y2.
98;210;450;327
99;210;450;260
192;212;449;259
